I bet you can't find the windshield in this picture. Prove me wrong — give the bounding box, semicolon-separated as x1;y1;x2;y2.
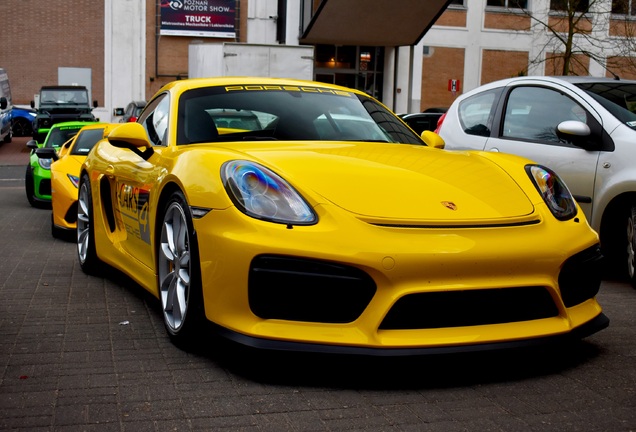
45;126;82;147
574;82;636;130
177;85;423;145
40;89;89;105
70;128;105;155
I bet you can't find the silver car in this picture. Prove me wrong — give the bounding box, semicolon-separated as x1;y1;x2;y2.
438;76;636;287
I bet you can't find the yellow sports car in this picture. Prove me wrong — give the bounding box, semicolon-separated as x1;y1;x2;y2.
77;77;608;355
35;123;117;239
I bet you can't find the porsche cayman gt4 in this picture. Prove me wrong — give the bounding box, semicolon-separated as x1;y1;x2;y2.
77;77;608;355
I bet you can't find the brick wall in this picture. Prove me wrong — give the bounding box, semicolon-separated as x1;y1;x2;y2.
482;50;529;84
0;0;105;105
421;47;465;111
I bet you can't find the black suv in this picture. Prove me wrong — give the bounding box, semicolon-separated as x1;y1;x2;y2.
31;85;98;142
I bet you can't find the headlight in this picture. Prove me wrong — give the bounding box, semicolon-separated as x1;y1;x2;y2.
222;160;317;225
67;174;79;188
38;158;52;170
526;165;577;221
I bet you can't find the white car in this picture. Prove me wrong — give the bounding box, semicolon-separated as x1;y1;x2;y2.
438;76;636;286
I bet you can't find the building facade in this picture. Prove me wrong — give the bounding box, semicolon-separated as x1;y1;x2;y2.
419;0;636;111
1;0;635;122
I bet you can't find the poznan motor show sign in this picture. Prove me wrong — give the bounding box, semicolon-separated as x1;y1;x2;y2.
160;0;236;38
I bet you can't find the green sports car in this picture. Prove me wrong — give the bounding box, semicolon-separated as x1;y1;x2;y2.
25;121;98;207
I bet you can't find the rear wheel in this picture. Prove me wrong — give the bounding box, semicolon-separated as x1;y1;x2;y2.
157;190;204;345
77;173;102;274
12;118;32;137
25;165;36;207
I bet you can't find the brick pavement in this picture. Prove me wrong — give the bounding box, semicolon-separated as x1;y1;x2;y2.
0;139;635;431
0;136;30;167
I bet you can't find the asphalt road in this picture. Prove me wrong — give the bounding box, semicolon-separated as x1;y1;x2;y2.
0;151;635;431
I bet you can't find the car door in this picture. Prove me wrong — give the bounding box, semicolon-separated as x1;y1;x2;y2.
484;84;603;222
111;93;170;270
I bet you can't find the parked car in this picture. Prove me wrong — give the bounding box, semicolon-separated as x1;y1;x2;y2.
75;77;607;354
25;121;97;207
11;106;36;137
0;68;13;144
438;75;636;286
35;123;115;239
31;85;98;142
113;100;146;123
399;111;446;135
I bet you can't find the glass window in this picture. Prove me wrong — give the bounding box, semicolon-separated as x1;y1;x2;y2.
457;90;501;137
486;0;528;9
71;128;105;155
139;93;169;146
612;0;636;15
502;86;588;142
176;85;423;145
574;82;636;129
550;0;590;12
45;126;82;148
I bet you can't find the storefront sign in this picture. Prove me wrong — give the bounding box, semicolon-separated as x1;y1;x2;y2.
160;0;236;38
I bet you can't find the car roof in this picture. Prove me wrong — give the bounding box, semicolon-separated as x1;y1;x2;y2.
554;76;636;85
157;76;369;98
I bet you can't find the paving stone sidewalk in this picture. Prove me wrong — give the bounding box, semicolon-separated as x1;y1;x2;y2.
0;162;635;431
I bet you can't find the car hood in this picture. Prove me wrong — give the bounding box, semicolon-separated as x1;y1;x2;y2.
221;142;536;224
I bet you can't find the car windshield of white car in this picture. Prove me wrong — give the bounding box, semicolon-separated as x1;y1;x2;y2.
176;85;424;146
575;82;636;130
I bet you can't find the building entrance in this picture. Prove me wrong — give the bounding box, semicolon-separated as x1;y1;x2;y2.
314;45;384;101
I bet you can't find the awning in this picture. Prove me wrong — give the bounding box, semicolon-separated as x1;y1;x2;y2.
300;0;452;47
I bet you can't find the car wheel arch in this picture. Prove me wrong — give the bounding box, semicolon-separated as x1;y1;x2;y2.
598;192;636;276
154;184;206;344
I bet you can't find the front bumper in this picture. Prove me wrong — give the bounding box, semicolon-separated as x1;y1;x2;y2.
193;203;606;352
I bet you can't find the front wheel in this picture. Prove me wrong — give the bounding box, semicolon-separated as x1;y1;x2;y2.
157;190;204;345
626;204;636;288
77;173;102;274
12;118;32;137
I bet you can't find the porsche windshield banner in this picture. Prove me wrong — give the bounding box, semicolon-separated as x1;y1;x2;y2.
160;0;236;38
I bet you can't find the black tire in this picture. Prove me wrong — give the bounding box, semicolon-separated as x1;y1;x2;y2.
12;118;32;137
25;165;37;207
3;130;11;143
156;190;205;345
76;173;102;275
626;204;636;289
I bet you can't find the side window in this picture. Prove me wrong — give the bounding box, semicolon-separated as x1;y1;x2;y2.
457;90;499;137
502;87;588;143
139;93;169;146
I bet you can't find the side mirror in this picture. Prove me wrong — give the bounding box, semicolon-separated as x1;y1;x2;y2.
557;120;590;137
0;97;7;110
113;107;125;116
108;122;152;148
421;130;445;149
26;140;39;151
556;120;598;150
35;147;59;161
